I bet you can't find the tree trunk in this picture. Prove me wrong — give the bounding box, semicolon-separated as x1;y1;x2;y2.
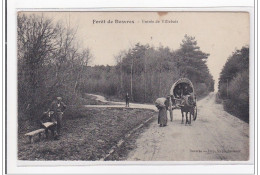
144;57;146;102
74;80;78;93
130;58;134;101
159;68;161;97
120;63;123;94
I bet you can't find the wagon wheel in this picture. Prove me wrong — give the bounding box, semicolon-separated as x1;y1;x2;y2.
193;105;197;121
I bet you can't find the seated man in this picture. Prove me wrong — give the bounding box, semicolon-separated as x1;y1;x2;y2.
174;84;183;98
39;110;57;139
183;84;192;96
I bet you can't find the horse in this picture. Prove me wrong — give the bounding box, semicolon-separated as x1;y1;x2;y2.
180;95;196;125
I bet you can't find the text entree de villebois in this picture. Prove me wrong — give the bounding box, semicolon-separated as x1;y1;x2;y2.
93;19;178;24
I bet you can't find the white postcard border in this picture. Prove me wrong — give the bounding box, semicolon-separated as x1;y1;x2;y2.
5;0;256;174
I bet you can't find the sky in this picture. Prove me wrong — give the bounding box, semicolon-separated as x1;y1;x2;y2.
21;11;250;90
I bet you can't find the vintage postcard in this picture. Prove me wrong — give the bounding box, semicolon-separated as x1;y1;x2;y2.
3;0;256;172
16;11;251;163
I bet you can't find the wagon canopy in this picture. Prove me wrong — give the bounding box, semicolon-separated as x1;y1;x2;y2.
170;78;195;97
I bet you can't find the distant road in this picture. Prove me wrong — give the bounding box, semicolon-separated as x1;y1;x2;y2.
85;93;157;111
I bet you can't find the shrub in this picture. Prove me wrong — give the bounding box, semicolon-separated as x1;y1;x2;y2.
225;70;249;122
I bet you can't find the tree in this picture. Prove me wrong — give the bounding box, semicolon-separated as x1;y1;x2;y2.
218;46;249;98
175;35;213;94
18;14;59;116
218;46;249;121
18;13;92;120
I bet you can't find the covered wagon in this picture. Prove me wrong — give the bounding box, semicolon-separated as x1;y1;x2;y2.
168;78;198;121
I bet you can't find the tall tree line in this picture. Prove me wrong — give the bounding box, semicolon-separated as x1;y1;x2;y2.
18;14;92;120
218;46;249;122
83;35;215;103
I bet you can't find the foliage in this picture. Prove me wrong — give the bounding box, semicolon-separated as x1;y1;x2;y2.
18;14;92;121
82;35;215;103
218;46;249;121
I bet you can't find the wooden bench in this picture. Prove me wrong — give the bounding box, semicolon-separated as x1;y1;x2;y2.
42;122;56;128
25;128;45;143
25;122;56;143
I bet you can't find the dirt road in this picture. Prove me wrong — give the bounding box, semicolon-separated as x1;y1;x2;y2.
127;93;249;161
86;93;249;161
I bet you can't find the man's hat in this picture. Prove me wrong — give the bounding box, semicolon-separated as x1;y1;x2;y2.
57;97;62;100
49;111;54;114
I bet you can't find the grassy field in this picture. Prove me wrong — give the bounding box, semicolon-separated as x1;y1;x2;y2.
18;107;156;160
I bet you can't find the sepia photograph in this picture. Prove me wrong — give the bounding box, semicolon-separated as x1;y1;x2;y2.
16;11;250;162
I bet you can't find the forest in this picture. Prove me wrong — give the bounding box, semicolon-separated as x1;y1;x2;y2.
18;14;214;123
83;36;215;103
218;46;249;122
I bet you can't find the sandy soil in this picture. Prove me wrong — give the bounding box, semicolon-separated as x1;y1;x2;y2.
126;92;249;161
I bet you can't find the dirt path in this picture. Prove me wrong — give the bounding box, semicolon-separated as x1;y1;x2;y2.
127;92;249;161
86;94;157;111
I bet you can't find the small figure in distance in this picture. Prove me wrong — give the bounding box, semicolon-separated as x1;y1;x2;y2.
50;96;67;140
125;92;130;107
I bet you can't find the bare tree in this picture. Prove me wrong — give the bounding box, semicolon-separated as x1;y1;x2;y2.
115;51;127;95
18;14;59;111
73;48;92;93
18;13;93;119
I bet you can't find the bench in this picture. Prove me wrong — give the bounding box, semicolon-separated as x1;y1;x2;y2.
25;128;45;143
42;122;56;128
25;122;56;143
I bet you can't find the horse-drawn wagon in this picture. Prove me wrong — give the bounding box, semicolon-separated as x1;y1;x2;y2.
169;78;198;123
